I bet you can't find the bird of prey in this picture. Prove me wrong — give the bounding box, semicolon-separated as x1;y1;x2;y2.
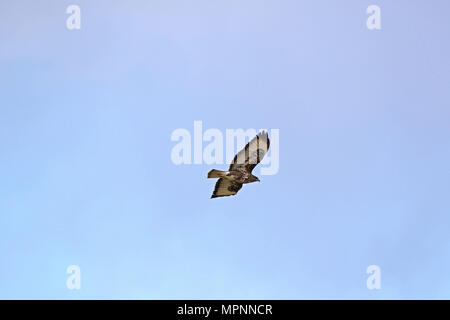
207;131;270;198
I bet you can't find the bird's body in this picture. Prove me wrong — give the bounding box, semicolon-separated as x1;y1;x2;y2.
208;168;256;184
207;131;270;198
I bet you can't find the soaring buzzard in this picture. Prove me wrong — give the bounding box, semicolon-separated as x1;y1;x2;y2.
207;131;270;198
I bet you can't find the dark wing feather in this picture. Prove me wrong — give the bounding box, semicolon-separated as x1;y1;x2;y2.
229;131;270;173
211;179;243;198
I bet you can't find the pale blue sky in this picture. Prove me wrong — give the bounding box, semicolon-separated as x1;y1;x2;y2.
0;0;449;299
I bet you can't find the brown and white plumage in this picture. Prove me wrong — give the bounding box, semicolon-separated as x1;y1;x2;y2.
211;178;243;198
208;131;270;198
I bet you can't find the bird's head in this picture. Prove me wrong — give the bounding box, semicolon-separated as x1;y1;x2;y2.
250;175;260;183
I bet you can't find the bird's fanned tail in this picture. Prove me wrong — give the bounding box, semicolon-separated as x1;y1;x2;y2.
207;169;227;178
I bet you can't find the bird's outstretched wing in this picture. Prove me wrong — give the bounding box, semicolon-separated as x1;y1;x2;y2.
211;179;243;198
229;131;270;173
